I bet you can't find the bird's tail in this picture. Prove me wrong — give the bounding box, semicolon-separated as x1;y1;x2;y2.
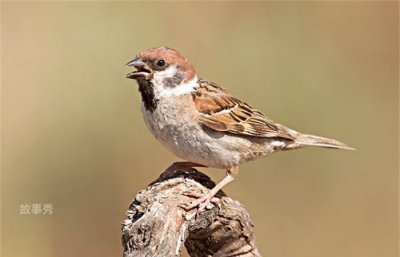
291;133;355;150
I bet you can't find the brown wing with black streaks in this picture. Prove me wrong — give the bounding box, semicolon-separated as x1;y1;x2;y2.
192;78;295;140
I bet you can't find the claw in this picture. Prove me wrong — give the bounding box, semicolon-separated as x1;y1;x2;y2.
181;190;221;213
180;170;236;216
182;190;203;198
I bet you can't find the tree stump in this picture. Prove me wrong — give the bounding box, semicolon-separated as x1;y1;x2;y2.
121;169;262;257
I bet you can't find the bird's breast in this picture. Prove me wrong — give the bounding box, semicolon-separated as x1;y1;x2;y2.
140;95;275;169
141;95;201;153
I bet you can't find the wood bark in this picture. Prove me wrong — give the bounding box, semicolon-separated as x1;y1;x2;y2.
121;169;262;257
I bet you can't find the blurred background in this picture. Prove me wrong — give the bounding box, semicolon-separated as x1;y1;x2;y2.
1;2;398;257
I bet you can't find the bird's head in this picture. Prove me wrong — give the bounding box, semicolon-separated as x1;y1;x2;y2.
126;46;196;88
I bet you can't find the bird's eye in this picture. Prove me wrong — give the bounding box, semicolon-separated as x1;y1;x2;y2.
155;59;166;68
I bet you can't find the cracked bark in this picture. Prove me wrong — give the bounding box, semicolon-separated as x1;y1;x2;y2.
121;169;262;257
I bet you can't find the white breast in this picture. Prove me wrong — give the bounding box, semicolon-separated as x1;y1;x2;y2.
140;94;275;170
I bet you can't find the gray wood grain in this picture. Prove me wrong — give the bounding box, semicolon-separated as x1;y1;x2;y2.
121;169;261;257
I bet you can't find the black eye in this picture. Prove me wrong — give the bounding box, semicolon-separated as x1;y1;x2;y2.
155;59;166;68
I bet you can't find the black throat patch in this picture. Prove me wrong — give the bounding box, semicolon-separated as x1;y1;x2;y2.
137;80;158;113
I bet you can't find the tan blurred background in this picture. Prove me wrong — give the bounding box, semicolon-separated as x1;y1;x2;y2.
1;1;398;257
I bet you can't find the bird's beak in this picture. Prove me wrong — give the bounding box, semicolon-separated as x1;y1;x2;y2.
125;58;152;80
125;58;144;68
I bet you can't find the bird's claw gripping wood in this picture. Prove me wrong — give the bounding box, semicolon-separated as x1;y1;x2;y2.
181;190;221;213
180;169;236;213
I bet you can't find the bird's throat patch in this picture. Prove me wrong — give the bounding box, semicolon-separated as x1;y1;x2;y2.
138;80;158;113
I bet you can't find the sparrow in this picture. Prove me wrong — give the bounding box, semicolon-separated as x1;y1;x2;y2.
126;46;353;212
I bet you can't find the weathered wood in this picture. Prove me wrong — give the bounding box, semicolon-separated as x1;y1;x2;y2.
121;169;262;257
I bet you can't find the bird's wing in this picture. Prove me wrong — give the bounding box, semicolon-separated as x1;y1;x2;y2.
192;79;295;140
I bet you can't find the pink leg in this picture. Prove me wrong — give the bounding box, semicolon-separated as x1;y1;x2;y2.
182;166;239;213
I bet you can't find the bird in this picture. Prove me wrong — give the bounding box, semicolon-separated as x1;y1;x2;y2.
125;46;353;212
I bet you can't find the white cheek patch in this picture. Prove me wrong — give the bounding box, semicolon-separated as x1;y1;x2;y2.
158;76;198;98
153;65;179;83
151;65;198;98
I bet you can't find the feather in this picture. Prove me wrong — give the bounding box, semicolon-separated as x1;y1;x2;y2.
192;79;295;140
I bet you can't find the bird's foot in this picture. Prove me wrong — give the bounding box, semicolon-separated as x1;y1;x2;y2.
181;190;220;213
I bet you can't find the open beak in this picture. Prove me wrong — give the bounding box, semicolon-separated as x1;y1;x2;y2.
125;58;152;80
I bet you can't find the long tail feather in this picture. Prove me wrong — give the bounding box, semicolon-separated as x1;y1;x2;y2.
295;133;355;150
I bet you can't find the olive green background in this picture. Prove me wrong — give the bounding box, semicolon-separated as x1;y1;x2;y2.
1;1;398;257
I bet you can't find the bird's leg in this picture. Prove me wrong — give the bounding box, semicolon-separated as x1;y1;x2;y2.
164;161;206;173
182;166;239;213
